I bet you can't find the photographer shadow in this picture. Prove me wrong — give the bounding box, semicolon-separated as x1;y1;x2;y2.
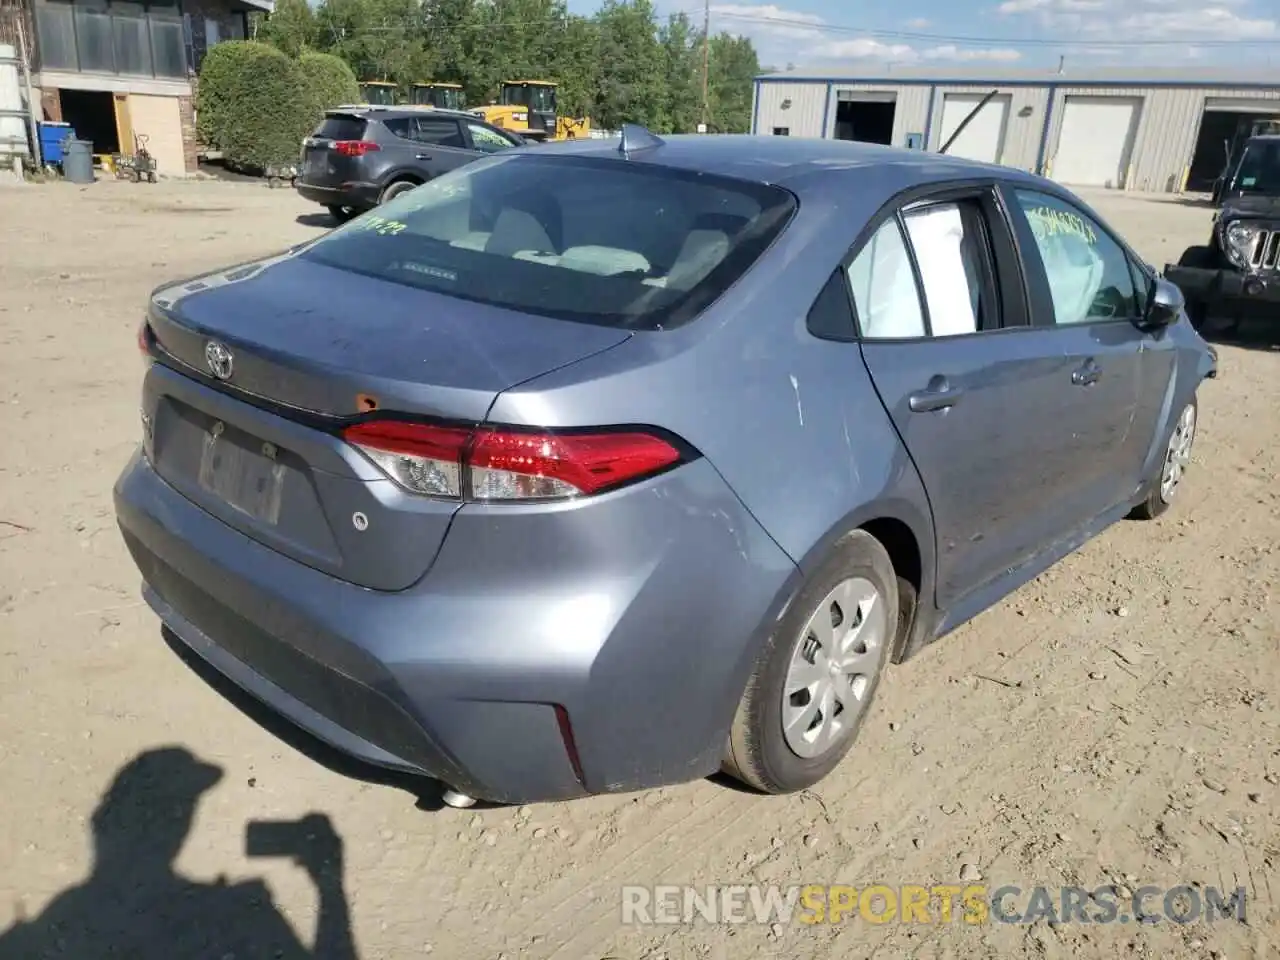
0;747;358;959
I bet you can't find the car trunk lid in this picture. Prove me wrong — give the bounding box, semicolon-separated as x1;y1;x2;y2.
300;113;371;188
143;253;631;591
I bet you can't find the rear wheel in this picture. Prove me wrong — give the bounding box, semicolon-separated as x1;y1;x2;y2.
723;529;896;794
326;204;359;223
1130;396;1198;521
379;180;420;205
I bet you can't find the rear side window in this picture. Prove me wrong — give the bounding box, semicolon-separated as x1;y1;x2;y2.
846;218;925;339
412;117;465;147
315;115;366;141
385;116;466;148
301;154;797;330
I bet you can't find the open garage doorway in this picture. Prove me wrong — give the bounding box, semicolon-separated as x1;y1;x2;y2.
833;92;896;144
1188;102;1280;192
59;89;122;156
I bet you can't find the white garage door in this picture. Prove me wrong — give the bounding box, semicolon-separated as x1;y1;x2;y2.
938;94;1010;164
1051;96;1142;188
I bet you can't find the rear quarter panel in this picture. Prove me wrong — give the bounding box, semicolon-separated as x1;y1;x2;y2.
485;181;937;728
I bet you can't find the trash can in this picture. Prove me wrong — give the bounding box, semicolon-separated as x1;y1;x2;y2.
38;121;73;164
63;138;95;184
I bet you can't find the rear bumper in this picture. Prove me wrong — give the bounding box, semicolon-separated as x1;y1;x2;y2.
295;180;381;210
1164;263;1280;309
114;447;796;804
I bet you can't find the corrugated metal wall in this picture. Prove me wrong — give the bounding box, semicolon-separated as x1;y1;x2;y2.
754;82;828;137
1129;88;1279;192
758;79;1280;192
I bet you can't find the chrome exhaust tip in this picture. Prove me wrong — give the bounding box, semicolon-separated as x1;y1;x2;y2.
441;788;477;809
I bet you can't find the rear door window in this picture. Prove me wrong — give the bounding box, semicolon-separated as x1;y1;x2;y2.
314;115;366;141
301;154;796;330
411;117;466;148
901;200;994;336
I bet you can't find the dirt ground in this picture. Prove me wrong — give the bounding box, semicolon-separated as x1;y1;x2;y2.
0;178;1277;960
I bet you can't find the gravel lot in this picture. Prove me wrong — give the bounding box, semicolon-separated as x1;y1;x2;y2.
0;178;1276;960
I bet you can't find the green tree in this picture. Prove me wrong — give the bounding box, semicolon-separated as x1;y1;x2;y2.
551;14;598;119
659;12;700;134
592;0;665;130
315;0;427;84
197;41;312;170
708;32;759;133
297;51;362;125
258;0;317;57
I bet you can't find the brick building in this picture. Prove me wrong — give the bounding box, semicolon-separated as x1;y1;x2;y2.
1;0;272;176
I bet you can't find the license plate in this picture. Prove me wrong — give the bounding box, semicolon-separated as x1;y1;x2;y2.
198;423;285;525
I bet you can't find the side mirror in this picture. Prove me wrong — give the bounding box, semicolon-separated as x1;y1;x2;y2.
1143;277;1184;329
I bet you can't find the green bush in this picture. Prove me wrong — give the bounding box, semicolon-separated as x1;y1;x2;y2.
297;52;361;127
196;41;311;171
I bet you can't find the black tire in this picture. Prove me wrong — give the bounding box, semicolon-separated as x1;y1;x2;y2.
1177;245;1216;269
1173;247;1216;331
723;529;898;794
326;204;359;223
1184;298;1207;331
1130;394;1198;521
379;179;420;205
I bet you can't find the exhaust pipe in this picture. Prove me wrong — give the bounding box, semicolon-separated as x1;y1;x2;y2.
441;788;477;809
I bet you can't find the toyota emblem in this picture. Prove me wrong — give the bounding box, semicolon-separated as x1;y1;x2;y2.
204;340;234;380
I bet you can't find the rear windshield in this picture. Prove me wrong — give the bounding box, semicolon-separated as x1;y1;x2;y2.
300;153;797;330
314;115;367;141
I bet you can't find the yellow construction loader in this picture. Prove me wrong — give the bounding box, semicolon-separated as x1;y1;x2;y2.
472;81;590;141
358;81;399;106
409;82;465;111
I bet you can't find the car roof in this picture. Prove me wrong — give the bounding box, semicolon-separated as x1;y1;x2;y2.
326;106;483;122
526;133;1045;199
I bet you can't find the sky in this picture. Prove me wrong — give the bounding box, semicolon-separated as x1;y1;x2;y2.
568;0;1280;71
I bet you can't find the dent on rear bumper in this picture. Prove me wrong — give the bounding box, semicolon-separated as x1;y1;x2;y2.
114;448;797;803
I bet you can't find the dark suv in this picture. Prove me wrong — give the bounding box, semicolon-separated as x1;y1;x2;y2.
1166;133;1280;332
296;107;525;222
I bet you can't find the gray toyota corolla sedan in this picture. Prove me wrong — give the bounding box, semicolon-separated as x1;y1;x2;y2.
115;126;1217;807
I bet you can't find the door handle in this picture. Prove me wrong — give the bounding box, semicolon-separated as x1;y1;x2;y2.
1071;360;1101;387
415;153;432;160
908;384;964;413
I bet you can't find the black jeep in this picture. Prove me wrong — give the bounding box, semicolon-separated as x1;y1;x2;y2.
1165;130;1280;332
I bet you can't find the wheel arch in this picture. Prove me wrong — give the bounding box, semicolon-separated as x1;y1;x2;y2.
726;497;937;724
378;169;426;190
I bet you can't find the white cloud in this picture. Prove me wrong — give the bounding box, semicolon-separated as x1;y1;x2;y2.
710;3;825;40
923;44;1024;61
995;0;1276;39
809;37;917;60
710;3;1024;65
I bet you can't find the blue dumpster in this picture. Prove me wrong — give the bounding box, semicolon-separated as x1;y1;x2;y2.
38;121;74;164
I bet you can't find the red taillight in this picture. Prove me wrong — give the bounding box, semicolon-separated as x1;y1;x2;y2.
342;420;684;501
138;320;153;361
333;140;380;157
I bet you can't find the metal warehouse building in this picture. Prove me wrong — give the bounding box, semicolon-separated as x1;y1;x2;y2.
751;66;1280;193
